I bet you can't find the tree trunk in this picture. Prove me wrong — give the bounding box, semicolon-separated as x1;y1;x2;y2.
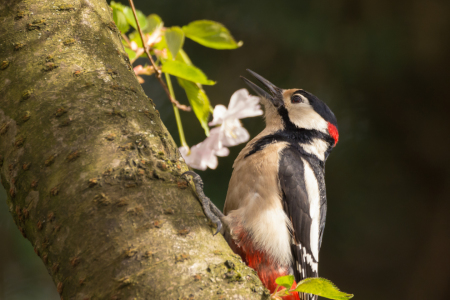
0;0;266;299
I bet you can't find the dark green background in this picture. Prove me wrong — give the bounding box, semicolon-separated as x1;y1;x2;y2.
1;0;449;299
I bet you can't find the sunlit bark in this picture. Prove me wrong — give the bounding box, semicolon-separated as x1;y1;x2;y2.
0;0;266;298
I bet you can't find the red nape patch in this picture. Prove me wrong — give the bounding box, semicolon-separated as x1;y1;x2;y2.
227;228;300;300
327;122;339;145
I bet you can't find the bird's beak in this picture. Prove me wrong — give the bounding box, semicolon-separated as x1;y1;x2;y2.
241;69;284;108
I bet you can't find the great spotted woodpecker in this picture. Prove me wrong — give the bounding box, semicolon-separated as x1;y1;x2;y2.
184;70;338;300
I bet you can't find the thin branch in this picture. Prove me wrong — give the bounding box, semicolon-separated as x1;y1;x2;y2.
165;73;188;148
127;0;191;112
121;33;131;47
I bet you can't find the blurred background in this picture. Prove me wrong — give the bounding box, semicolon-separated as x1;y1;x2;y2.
1;0;449;299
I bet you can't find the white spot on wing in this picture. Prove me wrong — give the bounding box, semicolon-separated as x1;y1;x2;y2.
302;158;321;262
302;247;318;273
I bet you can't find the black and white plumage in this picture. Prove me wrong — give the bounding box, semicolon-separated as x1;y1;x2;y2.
222;70;338;300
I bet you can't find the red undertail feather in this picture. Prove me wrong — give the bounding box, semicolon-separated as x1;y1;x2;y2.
327;122;339;145
227;227;300;300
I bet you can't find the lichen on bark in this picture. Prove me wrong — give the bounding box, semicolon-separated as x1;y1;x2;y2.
0;0;266;299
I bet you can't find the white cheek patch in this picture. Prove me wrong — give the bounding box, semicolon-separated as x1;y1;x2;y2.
298;94;309;105
288;105;328;133
300;138;329;161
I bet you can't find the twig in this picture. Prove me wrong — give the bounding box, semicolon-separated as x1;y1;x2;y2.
165;73;188;148
121;33;144;64
127;0;191;112
121;33;131;47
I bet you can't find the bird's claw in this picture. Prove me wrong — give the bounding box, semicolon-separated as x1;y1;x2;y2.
182;171;224;235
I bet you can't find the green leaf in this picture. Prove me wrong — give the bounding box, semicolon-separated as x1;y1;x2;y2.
275;275;295;290
129;31;143;48
122;6;147;30
110;2;147;32
161;60;216;85
153;34;167;50
165;27;185;59
110;1;125;10
178;78;210;136
293;278;353;300
129;15;164;48
112;9;129;34
143;14;163;34
182;20;243;49
177;49;193;65
124;47;136;61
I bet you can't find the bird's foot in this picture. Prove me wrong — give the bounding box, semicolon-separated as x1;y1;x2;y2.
182;171;224;235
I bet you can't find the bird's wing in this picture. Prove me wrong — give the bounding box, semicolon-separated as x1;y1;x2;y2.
278;146;319;284
319;194;327;249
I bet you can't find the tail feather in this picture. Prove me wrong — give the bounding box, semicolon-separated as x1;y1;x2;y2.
292;242;319;300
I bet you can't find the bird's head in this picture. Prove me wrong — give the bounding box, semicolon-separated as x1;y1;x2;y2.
242;69;339;146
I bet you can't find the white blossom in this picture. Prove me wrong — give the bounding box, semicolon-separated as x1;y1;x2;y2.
133;65;155;83
179;128;229;171
180;89;262;170
209;88;263;147
209;88;263;125
145;27;162;47
129;41;137;51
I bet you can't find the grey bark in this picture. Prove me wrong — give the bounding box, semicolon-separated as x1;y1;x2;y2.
0;0;266;299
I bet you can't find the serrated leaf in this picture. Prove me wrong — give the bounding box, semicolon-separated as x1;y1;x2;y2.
143;14;163;34
161;60;215;85
178;78;210;136
122;6;147;30
165;27;185;59
275;275;295;290
182;20;242;49
112;9;129;34
293;278;353;300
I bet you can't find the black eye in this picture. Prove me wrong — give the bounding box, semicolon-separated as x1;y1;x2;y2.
291;95;303;103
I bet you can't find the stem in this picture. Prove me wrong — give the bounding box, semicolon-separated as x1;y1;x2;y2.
127;0;190;112
121;33;131;47
165;72;188;148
